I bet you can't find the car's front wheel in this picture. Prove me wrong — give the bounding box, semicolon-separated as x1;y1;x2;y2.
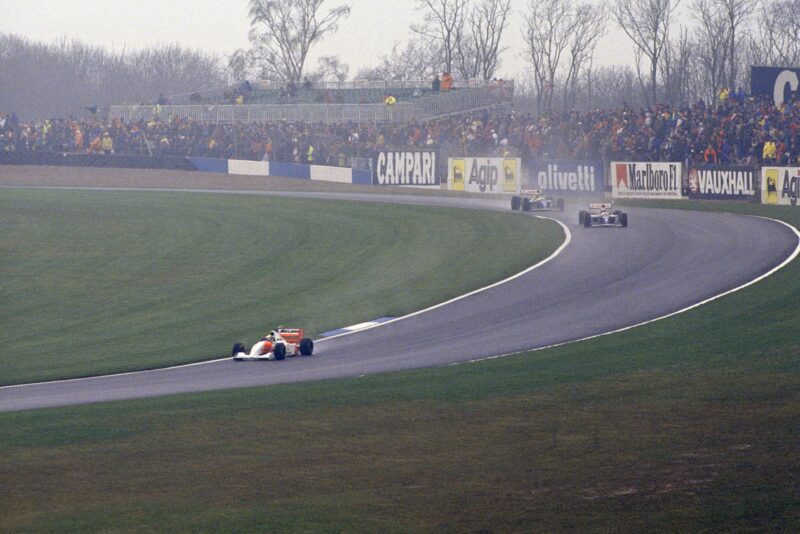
273;343;287;361
232;342;246;357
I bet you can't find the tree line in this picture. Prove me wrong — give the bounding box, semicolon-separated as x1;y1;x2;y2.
231;0;800;112
0;34;227;119
4;0;800;119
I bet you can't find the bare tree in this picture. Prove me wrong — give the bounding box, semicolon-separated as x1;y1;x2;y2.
0;34;226;119
356;39;443;81
241;0;351;82
308;55;350;82
413;0;469;74
522;0;574;113
611;0;680;105
689;0;729;100
717;0;755;89
750;0;800;67
561;3;606;110
454;0;512;80
660;25;693;104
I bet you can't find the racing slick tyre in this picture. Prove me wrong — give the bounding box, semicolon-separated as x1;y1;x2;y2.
556;198;565;211
578;210;586;225
511;196;522;211
613;210;622;216
299;337;314;356
273;343;287;361
620;212;628;227
232;342;246;357
583;214;592;228
522;198;532;212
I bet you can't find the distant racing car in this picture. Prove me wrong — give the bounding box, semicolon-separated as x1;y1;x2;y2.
578;203;628;228
232;327;314;361
511;189;565;212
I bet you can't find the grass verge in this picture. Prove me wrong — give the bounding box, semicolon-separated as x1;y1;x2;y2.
0;188;561;384
0;200;798;532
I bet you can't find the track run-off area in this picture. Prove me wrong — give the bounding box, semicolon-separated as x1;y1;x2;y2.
1;167;799;412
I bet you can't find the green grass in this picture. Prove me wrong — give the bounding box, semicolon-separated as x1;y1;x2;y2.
1;199;798;532
0;188;562;385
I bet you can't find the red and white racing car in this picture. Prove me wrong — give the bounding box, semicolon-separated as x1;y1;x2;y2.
232;327;314;361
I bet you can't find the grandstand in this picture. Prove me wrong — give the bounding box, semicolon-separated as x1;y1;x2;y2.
109;79;514;124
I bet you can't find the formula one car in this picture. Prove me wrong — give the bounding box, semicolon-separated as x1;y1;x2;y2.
511;189;565;212
578;203;628;228
232;327;314;361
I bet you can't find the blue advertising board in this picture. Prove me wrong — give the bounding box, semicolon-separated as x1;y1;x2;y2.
523;160;605;196
687;165;757;200
751;66;800;106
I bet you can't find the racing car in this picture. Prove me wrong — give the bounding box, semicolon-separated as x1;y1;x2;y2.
511;189;565;212
578;203;628;228
232;327;314;361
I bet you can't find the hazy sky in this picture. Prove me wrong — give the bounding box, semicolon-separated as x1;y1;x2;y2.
2;0;640;80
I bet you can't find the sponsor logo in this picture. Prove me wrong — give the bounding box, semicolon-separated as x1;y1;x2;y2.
688;167;755;198
613;162;681;198
535;163;597;192
451;159;465;191
503;159;517;193
762;168;800;206
782;171;800;206
468;159;499;192
375;151;437;185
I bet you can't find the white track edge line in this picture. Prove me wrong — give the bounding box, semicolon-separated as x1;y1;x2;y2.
0;215;571;390
450;215;800;366
316;215;572;342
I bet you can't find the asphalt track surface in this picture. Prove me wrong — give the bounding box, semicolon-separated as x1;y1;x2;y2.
1;184;798;412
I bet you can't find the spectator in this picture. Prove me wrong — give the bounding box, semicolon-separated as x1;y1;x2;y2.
101;131;114;155
432;75;440;93
441;72;453;91
703;143;718;164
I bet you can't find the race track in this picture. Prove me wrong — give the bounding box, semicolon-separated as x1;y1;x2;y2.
1;179;798;412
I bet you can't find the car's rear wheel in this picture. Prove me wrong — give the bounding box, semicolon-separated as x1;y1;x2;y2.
232;342;246;357
273;343;287;361
578;210;586;225
556;198;564;211
620;212;628;227
522;198;532;212
299;338;314;356
584;214;592;227
510;196;521;210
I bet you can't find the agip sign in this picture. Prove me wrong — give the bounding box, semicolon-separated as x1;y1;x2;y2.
448;157;521;193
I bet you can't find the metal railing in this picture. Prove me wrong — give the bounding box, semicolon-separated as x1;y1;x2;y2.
108;83;514;124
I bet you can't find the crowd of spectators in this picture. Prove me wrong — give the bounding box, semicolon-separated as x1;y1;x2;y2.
2;88;800;168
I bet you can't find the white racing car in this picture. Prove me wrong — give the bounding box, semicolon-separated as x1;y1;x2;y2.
578;203;628;228
232;327;314;361
511;189;565;212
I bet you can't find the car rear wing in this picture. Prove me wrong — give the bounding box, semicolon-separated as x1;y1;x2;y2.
588;203;613;210
276;327;304;343
520;188;542;196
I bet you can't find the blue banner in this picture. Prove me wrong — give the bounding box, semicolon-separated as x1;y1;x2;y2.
751;66;800;106
524;160;605;196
